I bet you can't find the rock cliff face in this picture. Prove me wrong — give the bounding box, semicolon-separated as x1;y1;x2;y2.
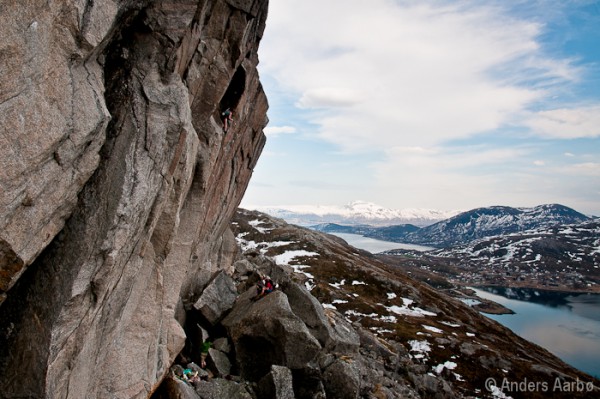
0;1;268;398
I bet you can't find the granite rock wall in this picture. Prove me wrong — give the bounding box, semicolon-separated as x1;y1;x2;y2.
0;1;268;397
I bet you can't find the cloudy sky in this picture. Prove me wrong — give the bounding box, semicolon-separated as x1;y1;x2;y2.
241;0;600;216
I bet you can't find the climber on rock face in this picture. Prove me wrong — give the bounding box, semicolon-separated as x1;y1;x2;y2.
222;108;233;132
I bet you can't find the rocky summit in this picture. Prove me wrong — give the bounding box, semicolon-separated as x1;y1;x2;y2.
0;0;267;398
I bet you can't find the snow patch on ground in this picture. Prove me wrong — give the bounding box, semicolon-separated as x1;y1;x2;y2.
273;250;319;265
248;219;274;234
378;314;398;323
289;264;314;279
329;279;346;289
441;321;461;328
408;340;431;359
423;325;444;334
433;361;457;374
345;309;379;319
385;299;437;318
235;234;295;254
490;385;513;398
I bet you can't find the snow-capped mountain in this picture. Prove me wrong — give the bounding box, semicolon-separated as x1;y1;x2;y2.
310;204;591;249
381;217;600;291
248;200;461;227
405;204;591;248
430;218;600;274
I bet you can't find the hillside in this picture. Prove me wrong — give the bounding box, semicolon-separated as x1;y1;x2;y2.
228;209;598;398
381;218;600;293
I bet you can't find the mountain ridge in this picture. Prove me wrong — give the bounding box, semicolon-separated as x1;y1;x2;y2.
248;200;462;227
380;217;600;293
315;203;591;248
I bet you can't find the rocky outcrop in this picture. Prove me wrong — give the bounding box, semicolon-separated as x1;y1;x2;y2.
0;1;268;398
222;289;323;381
230;209;600;399
162;253;409;399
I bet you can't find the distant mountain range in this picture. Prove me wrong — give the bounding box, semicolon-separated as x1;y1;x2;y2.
249;200;461;227
314;204;591;248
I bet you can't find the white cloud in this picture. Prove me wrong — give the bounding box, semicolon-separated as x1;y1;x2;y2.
565;162;600;177
260;0;581;151
264;125;297;137
252;0;600;215
370;145;538;209
296;87;362;108
523;105;600;139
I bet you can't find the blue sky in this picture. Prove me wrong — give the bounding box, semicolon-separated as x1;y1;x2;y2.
241;0;600;216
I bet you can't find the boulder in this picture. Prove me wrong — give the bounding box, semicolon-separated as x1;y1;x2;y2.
194;378;253;399
213;337;232;354
158;376;201;399
194;270;238;325
186;363;209;380
258;365;295;399
234;259;256;275
322;309;361;354
322;358;361;399
290;366;326;399
356;327;398;363
222;290;322;381
283;281;359;354
206;348;232;377
408;373;455;399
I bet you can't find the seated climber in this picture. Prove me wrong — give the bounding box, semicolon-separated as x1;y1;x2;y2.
221;108;233;132
256;276;275;298
182;368;201;386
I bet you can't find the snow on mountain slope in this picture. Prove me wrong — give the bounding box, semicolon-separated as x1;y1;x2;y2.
248;200;461;227
402;204;591;248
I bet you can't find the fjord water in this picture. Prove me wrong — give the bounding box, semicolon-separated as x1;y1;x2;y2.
473;287;600;379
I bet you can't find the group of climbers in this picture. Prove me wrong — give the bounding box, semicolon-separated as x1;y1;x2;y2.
172;273;277;388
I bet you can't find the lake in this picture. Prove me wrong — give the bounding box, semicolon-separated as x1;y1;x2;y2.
330;232;434;253
473;287;600;379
